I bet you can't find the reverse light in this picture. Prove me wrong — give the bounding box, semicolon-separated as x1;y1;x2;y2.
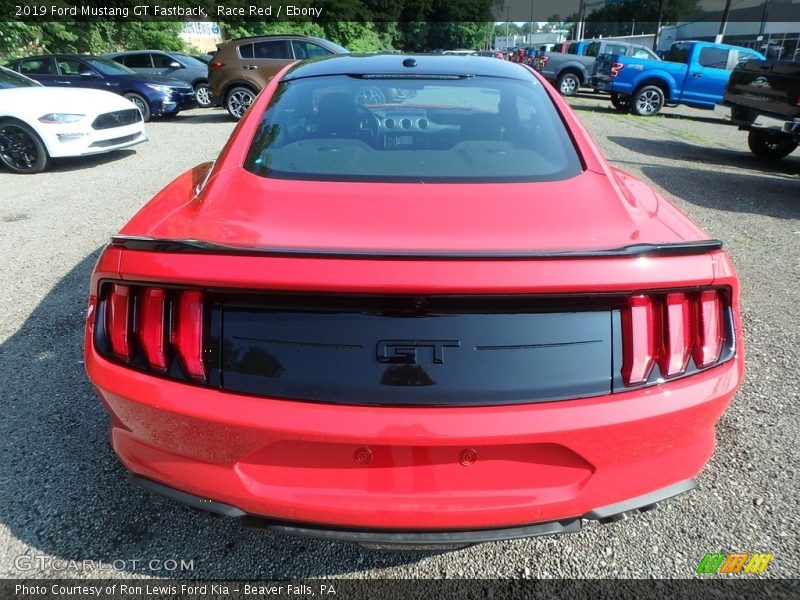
610;62;624;77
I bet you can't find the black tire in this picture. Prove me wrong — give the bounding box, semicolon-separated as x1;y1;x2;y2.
194;82;211;108
0;119;52;174
631;85;665;116
610;93;631;112
747;129;798;160
556;72;581;96
226;86;257;120
124;93;151;122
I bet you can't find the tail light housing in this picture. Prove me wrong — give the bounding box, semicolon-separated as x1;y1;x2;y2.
208;61;225;71
538;56;550;68
610;62;624;77
621;288;732;387
96;283;208;383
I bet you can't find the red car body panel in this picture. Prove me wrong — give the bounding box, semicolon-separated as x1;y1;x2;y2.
86;56;744;538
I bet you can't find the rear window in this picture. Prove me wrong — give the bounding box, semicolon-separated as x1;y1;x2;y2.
244;74;583;183
698;47;730;69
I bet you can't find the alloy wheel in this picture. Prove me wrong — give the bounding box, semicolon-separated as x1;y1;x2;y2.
0;125;39;172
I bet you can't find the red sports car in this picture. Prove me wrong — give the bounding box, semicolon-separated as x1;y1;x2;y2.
85;55;743;548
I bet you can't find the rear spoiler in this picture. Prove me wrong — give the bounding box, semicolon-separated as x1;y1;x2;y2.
110;235;723;261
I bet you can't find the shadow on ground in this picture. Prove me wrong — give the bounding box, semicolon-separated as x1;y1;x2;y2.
570;101;727;126
0;250;426;578
609;135;800;177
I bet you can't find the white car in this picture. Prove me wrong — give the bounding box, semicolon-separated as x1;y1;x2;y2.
0;66;147;174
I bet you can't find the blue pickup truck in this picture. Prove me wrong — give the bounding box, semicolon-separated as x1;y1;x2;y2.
595;41;764;116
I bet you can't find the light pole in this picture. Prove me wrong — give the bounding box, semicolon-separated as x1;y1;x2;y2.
715;0;733;44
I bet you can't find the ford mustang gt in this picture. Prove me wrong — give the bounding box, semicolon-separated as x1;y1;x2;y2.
0;66;146;174
85;55;743;547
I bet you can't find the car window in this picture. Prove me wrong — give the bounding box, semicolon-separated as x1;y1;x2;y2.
664;44;690;64
0;67;40;88
567;43;579;55
584;42;598;57
170;53;207;68
83;57;136;76
253;40;291;60
244;75;583;183
733;51;759;66
238;43;255;59
123;54;152;68
291;40;331;60
698;47;730;69
152;53;177;68
19;58;54;75
606;44;628;56
632;48;652;60
57;58;86;76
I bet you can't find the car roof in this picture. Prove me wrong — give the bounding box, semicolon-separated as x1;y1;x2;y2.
227;34;329;44
282;53;536;82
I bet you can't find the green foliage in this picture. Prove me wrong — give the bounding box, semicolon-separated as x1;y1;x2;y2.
584;0;700;38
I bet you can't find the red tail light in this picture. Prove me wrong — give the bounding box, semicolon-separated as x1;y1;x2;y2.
610;62;624;77
106;284;131;361
660;293;693;377
138;288;168;373
621;295;659;385
693;290;724;368
99;284;206;382
209;61;225;71
539;56;549;67
171;290;206;381
622;289;729;386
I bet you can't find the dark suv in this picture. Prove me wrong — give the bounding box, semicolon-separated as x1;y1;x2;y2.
208;35;348;119
6;54;196;121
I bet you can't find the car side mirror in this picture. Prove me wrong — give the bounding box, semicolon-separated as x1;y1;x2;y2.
79;70;99;78
168;61;182;68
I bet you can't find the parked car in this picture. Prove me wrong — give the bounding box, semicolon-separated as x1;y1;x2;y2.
595;41;764;116
475;50;505;60
192;54;212;65
105;50;211;108
208;34;349;120
86;54;743;549
724;58;800;159
0;66;145;174
534;39;660;96
5;54;197;122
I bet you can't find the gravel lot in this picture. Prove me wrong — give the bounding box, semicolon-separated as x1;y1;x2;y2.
1;94;798;581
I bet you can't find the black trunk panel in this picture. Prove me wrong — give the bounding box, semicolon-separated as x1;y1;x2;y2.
217;299;614;406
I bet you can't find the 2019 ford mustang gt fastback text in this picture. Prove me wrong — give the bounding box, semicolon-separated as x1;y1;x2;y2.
85;55;743;547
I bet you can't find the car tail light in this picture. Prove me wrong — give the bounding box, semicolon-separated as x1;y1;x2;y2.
693;289;724;368
138;288;169;372
172;290;206;381
660;293;693;377
97;283;207;383
621;295;659;385
106;284;132;361
610;62;624;77
539;56;549;67
622;288;731;386
209;61;225;71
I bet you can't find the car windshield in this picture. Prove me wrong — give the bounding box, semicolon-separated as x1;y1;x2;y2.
0;67;40;89
169;53;208;68
83;57;136;75
316;39;349;54
244;74;583;183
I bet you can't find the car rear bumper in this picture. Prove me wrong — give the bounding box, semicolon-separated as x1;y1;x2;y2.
87;331;742;532
129;473;696;546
